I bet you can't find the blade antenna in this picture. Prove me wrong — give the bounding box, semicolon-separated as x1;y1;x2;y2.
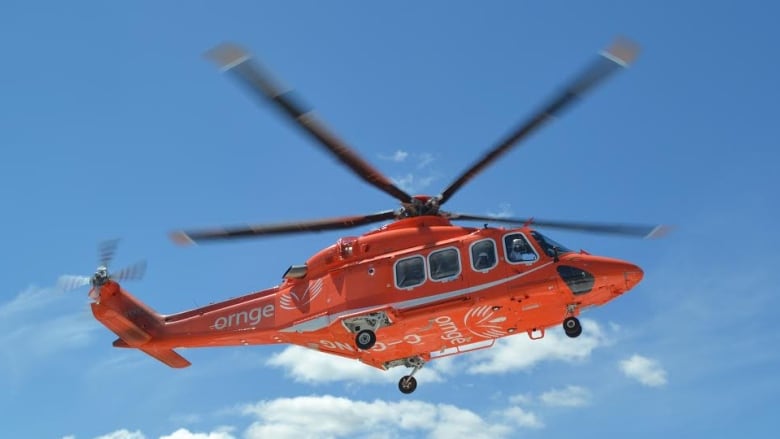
437;38;640;206
205;43;413;204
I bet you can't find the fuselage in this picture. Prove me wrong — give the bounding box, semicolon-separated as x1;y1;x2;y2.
91;217;643;369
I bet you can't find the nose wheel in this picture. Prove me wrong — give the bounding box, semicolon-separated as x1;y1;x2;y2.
563;316;582;338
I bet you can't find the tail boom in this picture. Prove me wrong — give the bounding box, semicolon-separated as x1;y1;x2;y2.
91;281;191;368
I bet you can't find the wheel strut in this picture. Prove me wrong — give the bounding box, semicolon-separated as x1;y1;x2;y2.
398;359;424;394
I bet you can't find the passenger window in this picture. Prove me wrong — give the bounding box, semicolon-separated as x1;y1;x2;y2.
504;233;538;263
470;239;497;271
428;248;460;281
395;256;426;288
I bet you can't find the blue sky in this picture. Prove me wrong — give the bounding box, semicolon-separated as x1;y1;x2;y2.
1;1;778;438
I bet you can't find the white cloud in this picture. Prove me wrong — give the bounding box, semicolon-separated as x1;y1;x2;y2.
85;391;589;439
266;346;443;384
538;385;591;407
89;429;236;439
429;404;512;438
240;395;511;439
467;319;611;374
619;354;667;387
499;406;544;429
94;430;146;439
159;428;236;439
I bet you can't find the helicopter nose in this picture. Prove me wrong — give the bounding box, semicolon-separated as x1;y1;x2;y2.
623;264;644;290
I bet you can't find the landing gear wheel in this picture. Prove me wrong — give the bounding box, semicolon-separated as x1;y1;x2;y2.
398;375;417;394
355;329;377;350
563;317;582;338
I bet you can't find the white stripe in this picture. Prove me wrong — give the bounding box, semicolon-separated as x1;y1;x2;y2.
280;262;554;333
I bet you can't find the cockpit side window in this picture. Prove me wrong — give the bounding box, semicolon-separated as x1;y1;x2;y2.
504;233;538;263
530;231;573;257
470;239;497;271
395;256;426;289
428;247;461;281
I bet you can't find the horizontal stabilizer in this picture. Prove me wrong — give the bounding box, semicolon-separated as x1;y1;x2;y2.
139;346;192;368
113;338;191;368
94;304;152;346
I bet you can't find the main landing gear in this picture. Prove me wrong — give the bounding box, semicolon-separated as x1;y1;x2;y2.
344;311;392;351
563;316;582;338
355;329;376;350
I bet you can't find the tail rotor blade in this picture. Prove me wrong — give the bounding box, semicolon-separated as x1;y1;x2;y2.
111;260;147;282
98;239;120;267
57;275;92;292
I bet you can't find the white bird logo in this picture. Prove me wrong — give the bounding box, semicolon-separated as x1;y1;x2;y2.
463;305;508;338
280;278;324;310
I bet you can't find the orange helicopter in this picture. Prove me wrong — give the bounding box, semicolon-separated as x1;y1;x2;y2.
68;38;667;394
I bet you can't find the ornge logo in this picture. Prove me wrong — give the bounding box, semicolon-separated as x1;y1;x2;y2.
280;278;323;310
213;303;275;330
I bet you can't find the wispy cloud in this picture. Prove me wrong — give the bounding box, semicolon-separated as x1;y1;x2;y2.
416;152;435;169
378;149;410;163
377;150;439;193
0;285;63;319
619;354;667;387
392;173;437;194
0;284;98;382
486;203;514;218
538;385;591;407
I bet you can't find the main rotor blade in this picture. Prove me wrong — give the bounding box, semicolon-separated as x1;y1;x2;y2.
205;43;413;204
438;38;640;205
446;212;669;239
171;210;398;245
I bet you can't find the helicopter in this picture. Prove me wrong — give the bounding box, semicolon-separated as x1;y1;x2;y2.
79;38;667;394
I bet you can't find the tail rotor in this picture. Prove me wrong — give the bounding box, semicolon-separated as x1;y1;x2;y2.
58;240;147;292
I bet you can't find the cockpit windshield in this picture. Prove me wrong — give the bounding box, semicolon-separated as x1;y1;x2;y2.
530;231;574;257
